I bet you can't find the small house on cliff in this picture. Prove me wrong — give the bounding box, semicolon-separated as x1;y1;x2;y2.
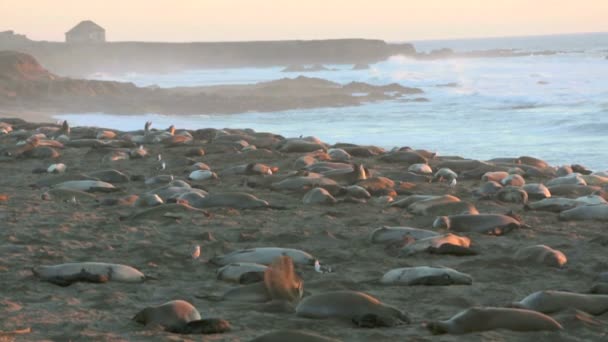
65;20;105;43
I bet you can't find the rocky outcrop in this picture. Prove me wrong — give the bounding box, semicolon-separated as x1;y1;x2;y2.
0;52;423;115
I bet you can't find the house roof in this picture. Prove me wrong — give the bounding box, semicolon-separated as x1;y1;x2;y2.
66;20;104;35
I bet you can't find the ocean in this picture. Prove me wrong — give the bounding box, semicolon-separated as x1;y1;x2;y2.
58;33;608;170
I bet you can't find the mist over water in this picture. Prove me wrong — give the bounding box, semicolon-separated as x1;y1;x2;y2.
62;34;608;170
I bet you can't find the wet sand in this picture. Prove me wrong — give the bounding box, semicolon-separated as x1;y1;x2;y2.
1;118;607;341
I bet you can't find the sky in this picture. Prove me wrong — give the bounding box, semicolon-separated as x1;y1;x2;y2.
1;0;607;42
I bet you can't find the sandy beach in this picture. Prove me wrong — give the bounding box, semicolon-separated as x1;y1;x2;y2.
1;116;608;341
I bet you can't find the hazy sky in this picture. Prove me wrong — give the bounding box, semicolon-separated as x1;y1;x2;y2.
2;0;607;42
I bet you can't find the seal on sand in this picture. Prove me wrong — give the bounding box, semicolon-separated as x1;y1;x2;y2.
514;245;567;267
368;226;439;244
559;204;608;221
210;247;316;266
133;300;231;334
511;290;608;315
295;290;409;327
433;213;522;235
399;233;473;256
426;307;562;334
33;262;145;286
380;266;472;286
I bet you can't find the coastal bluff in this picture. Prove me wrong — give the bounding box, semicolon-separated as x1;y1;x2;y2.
0;35;415;76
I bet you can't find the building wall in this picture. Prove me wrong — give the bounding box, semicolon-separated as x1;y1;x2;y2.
66;30;105;43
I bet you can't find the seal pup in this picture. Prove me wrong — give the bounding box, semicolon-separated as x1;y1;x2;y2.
559;204;608;221
407;195;460;215
250;330;342;342
210;247;316;266
427;307;562;334
33;262;145;286
433;213;522;235
368;226;439;244
295;290;409;327
514;245;567;267
41;189;96;202
86;169;130;184
380;266;472;286
512;290;608;315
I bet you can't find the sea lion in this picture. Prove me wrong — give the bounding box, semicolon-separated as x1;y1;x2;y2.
134;193;164;207
356;176;395;196
145;175;175;186
523;183;551;200
524;197;586;212
559;204;608;221
343;185;371;199
399;233;472;256
187;192;269;209
472;181;503;199
327;148;351;161
52;180;118;193
368;226;439;244
322;163;367;184
33;262;145;286
133;300;200;331
481;171;509;182
303;188;337;205
427;307;562;334
210;247;316;266
407;195;460;215
514;245;567;267
512;290;608;315
433;214;522;235
188;170;218;181
408;163;433;174
41;188;96;202
380;266;472;286
278;139;326;153
249;330;342;342
546;174;587;187
124;203;209;221
217;256;303;304
86;169;130;183
548;184;604;198
423;201;479;217
433;168;457;182
295;291;409;327
496;186;528;204
216;263;268;284
271;176;342;195
501;174;525;187
380;150;427;164
47;163;66;174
